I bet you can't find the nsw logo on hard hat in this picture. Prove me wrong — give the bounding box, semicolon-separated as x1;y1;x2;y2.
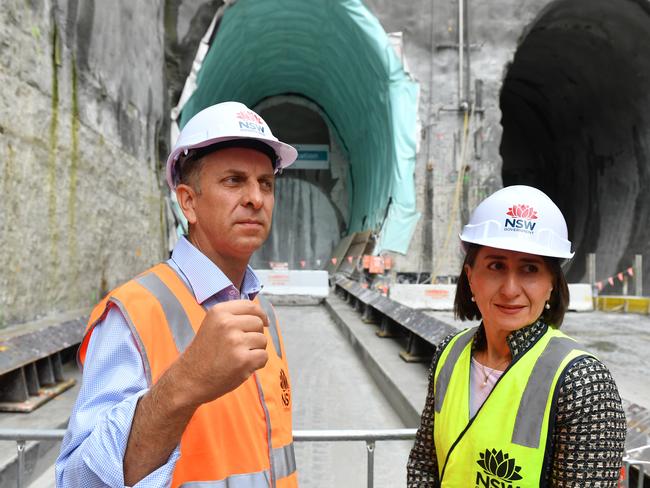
504;204;538;234
236;110;265;135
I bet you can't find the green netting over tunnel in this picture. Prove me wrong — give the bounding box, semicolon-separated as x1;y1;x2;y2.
180;0;420;255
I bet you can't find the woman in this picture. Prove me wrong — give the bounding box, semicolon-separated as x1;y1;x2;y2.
407;185;626;487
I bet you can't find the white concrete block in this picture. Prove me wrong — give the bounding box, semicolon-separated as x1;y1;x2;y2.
568;284;594;312
256;270;329;297
389;284;457;310
391;283;594;313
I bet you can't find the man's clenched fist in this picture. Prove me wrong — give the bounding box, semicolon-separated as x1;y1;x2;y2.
173;300;269;408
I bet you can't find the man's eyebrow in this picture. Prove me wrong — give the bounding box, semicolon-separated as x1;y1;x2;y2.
221;169;274;178
222;168;247;176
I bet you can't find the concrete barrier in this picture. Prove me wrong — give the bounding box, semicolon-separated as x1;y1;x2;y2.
389;284;457;310
567;284;594;311
596;295;650;314
255;270;329;297
390;283;595;312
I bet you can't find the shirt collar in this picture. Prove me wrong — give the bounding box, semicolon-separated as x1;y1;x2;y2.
170;236;262;304
472;319;548;359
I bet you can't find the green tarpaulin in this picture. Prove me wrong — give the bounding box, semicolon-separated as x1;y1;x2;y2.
180;0;420;254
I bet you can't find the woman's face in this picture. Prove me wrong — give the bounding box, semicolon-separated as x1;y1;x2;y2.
465;246;554;334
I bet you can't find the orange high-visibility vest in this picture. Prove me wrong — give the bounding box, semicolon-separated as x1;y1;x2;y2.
79;263;297;488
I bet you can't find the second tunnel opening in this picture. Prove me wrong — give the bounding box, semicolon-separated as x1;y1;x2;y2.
499;0;650;290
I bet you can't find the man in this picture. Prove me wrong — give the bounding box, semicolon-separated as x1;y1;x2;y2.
56;101;299;488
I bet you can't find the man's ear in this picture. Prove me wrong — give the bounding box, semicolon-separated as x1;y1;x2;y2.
176;184;198;225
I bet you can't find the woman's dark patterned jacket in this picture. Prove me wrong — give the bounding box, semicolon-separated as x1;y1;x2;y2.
406;320;626;487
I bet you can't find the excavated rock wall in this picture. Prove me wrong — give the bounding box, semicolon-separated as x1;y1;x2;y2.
0;0;168;327
366;0;650;293
364;0;539;278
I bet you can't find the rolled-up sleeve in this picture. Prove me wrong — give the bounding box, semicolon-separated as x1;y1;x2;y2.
56;307;180;488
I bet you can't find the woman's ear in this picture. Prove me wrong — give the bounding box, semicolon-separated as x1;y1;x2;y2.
175;184;198;225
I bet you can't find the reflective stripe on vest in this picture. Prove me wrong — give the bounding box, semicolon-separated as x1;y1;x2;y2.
512;336;582;448
179;470;270;487
254;370;277;486
434;327;476;413
107;295;155;386
136;272;194;353
80;263;297;488
272;443;297;480
433;326;591;487
136;271;285;361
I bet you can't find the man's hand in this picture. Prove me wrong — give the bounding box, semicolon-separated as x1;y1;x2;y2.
173;300;269;408
124;300;269;485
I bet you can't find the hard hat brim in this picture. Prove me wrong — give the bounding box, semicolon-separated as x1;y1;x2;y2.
459;234;575;260
166;135;298;189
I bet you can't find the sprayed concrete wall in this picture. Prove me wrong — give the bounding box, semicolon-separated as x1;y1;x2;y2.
0;0;168;327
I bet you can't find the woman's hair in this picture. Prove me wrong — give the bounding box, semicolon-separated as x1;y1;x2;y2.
453;243;570;327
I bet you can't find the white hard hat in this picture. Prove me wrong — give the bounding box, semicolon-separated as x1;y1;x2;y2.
459;185;574;259
166;101;298;189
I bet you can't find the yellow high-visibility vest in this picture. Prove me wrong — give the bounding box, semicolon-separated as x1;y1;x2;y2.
433;324;592;487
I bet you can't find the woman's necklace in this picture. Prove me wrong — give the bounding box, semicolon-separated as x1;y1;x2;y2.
477;355;510;387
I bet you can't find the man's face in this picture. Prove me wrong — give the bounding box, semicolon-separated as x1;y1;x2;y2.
179;147;275;263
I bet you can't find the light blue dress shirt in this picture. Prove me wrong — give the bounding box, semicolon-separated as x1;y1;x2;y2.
55;236;262;488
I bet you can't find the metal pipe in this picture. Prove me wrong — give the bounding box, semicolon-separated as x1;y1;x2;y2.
624;444;650;455
458;0;465;106
3;428;647;488
0;428;416;488
366;440;375;488
635;254;643;296
0;429;66;441
16;441;25;488
638;463;645;488
293;428;417;442
588;253;597;296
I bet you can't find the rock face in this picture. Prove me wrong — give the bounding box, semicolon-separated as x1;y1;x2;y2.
361;0;650;293
0;0;168;327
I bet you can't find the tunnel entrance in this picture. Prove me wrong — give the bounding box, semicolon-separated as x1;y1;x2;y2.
250;98;349;269
500;0;650;291
178;0;419;257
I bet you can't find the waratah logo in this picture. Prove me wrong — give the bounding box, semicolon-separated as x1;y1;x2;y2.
506;204;538;220
504;204;538;233
477;448;523;481
236;110;264;125
279;369;291;408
